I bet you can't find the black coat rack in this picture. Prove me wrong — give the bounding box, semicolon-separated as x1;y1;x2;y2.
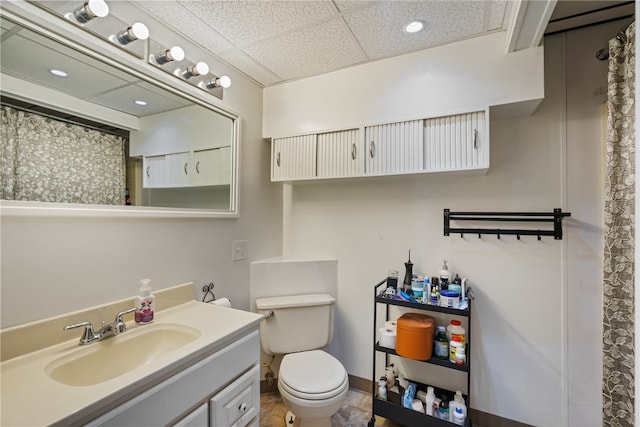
443;208;571;240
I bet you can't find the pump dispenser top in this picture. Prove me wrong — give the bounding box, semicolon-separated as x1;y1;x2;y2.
439;260;451;282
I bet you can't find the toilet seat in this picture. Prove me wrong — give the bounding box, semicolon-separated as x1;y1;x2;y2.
279;350;348;400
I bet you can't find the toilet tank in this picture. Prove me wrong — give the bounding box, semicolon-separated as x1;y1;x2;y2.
255;294;335;355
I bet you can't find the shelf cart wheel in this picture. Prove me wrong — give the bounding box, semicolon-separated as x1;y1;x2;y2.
367;417;376;427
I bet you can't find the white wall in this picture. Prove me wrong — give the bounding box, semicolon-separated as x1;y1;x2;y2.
263;31;544;139
0;6;283;327
266;24;611;427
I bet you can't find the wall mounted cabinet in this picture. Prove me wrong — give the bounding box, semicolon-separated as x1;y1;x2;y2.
270;109;489;182
142;147;231;189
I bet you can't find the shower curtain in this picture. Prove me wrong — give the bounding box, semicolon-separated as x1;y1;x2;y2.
602;21;635;426
0;105;126;205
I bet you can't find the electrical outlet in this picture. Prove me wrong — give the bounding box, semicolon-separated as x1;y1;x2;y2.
232;240;247;261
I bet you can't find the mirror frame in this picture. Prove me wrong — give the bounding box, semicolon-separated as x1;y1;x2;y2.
0;3;240;218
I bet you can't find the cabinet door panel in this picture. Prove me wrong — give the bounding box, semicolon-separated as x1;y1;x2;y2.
364;120;423;175
193;149;217;186
172;403;208;427
271;135;316;181
317;129;361;178
424;110;488;172
165;152;191;187
143;155;165;188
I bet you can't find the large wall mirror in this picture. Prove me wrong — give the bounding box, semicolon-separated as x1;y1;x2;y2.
0;9;239;217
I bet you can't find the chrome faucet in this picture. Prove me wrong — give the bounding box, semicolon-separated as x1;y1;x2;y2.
64;307;137;345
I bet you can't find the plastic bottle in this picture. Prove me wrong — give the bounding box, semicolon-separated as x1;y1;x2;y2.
450;391;467;424
411;275;424;301
422;277;431;304
378;377;387;400
425;386;435;416
438;395;449;420
434;326;449;359
455;346;466;365
135;279;155;324
449;335;463;363
453;406;465;425
447;319;466;345
439;260;451;284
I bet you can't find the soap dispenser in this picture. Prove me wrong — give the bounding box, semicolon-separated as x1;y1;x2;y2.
135;279;155;324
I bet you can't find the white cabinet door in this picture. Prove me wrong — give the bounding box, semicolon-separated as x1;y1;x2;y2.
364;119;423;175
143;155;165;188
173;403;208;427
271;135;316;181
193;149;217;186
165;152;191;187
424;110;488;172
192;147;232;186
317;129;361;178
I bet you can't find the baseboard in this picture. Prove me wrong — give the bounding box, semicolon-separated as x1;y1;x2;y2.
262;374;532;427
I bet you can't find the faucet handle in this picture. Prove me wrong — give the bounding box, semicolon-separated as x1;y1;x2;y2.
64;321;99;345
115;307;137;323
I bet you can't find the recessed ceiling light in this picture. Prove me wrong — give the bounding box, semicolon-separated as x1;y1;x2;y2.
404;20;425;34
49;69;68;77
134;100;147;106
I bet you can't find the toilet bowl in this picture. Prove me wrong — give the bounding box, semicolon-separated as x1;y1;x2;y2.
277;350;349;427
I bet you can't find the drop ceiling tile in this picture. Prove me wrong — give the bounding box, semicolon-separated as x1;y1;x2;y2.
134;1;233;54
486;1;508;30
333;0;383;13
178;0;337;47
218;49;281;87
242;18;367;82
343;0;487;60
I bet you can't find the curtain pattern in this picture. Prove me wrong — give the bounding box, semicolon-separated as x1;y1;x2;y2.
603;22;635;426
0;105;126;205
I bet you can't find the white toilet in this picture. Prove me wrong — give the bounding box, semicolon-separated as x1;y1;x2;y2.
255;294;348;427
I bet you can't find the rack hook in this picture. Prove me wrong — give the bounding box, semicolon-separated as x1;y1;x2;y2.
538;234;542;241
517;234;521;240
478;233;481;239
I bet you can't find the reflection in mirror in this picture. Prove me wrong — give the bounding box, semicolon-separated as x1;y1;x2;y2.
0;15;237;214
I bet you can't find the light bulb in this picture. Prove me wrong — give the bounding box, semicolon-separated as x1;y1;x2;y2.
72;0;109;23
154;46;185;65
205;75;232;89
116;22;149;45
182;62;209;79
404;20;424;34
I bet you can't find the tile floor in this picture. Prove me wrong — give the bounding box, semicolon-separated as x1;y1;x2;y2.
260;389;401;427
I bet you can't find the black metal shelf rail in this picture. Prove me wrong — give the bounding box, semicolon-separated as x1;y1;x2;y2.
443;208;571;240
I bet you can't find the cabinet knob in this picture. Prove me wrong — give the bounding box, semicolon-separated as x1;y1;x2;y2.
146;166;150;177
473;129;478;149
184;162;188;175
196;161;200;174
239;402;248;412
276;152;281;167
351;143;357;160
369;141;376;158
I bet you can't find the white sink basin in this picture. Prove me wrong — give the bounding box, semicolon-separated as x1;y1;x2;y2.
45;323;200;386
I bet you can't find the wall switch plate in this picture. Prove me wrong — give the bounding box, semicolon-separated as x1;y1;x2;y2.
232;240;247;261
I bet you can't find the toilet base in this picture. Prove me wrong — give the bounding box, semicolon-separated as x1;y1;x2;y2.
284;411;332;427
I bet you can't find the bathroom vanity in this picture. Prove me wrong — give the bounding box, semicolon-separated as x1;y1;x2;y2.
0;290;262;427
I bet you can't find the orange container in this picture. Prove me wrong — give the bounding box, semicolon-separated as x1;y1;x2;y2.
396;313;435;360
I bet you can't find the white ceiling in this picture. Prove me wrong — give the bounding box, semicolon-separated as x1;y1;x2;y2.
131;0;511;87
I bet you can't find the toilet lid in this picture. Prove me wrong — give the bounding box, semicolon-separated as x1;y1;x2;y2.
279;350;348;400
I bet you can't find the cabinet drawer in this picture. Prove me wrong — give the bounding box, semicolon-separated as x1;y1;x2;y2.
210;365;259;427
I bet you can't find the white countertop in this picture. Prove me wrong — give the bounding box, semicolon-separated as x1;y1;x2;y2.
1;301;262;426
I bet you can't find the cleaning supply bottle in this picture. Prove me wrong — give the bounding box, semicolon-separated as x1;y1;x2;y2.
439;260;451;289
378;377;387;400
135;279;155;324
425;386;436;416
438;395;449;420
434;326;449;359
450;390;466;424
